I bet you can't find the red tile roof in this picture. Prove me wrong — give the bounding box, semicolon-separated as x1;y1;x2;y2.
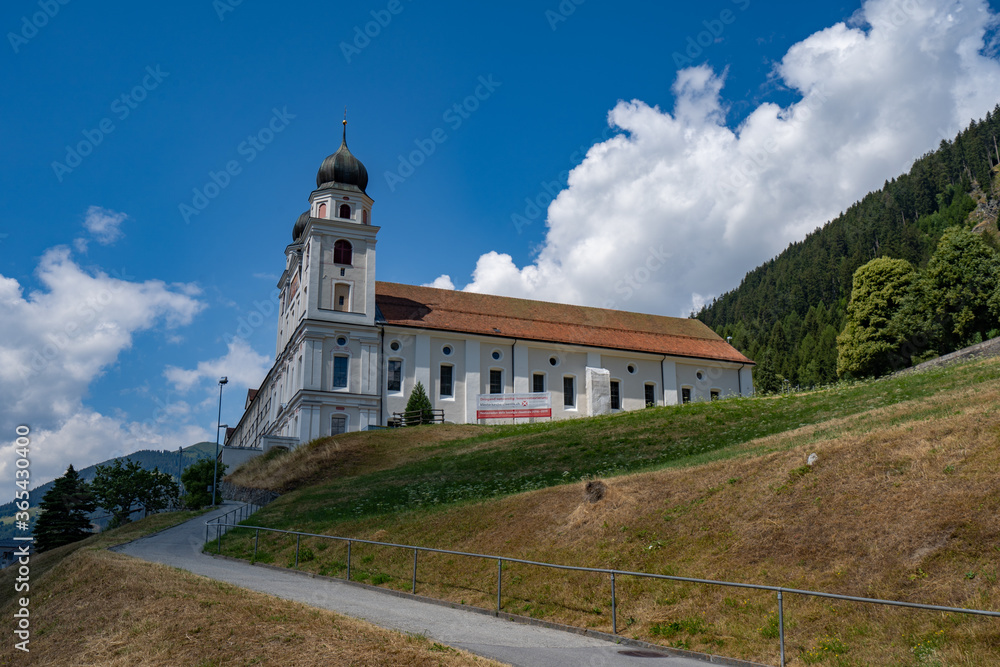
375;282;753;365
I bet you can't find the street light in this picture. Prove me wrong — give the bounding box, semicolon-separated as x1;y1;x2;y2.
212;376;229;506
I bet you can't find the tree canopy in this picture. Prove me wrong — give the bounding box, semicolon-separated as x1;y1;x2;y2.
91;459;179;527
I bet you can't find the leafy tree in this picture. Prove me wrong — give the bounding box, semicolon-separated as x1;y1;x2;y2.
92;459;180;527
404;381;434;424
34;465;95;552
837;257;919;378
922;228;1000;351
181;458;227;509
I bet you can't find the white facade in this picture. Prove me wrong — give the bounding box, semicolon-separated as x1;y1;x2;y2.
224;133;754;452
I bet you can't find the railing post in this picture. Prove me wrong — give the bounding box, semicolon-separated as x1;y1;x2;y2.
295;534;301;569
217;524;222;554
777;590;786;667
347;540;352;581
412;549;418;593
497;559;503;614
611;572;617;635
253;529;259;562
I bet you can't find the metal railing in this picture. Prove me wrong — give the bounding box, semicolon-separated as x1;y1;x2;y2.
204;503;262;543
388;408;445;427
205;520;1000;666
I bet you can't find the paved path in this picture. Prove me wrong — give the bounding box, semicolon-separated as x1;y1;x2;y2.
114;503;753;667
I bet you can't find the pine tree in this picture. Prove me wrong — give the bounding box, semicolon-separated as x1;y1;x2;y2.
35;465;95;552
404;381;434;425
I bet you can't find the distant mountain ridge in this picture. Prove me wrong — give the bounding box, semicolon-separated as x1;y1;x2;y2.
0;443;215;540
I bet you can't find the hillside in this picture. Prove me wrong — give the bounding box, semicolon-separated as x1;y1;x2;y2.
0;443;215;540
697;106;1000;387
0;511;500;666
222;356;1000;666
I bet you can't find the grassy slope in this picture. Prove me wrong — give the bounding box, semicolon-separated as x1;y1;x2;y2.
0;511;501;666
222;358;1000;666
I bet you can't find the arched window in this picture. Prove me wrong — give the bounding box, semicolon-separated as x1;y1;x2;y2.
339;203;351;219
318;202;327;218
362;209;368;225
333;239;352;265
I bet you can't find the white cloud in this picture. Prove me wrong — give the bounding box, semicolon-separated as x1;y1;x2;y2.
423;274;456;290
461;0;1000;316
0;245;205;489
164;337;272;394
83;205;127;245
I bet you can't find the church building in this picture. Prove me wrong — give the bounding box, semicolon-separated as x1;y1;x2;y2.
224;122;754;453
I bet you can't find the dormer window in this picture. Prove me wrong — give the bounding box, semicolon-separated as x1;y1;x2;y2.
318;202;327;218
333;239;352;265
339;203;351;219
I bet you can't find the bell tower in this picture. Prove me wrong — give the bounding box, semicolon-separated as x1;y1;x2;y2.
292;118;378;330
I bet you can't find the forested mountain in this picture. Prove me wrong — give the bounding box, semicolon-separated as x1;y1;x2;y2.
698;105;1000;388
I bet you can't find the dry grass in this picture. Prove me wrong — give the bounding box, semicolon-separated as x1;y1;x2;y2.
225;365;1000;666
0;513;503;666
228;424;481;492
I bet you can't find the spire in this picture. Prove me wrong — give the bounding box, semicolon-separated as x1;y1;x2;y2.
315;109;369;192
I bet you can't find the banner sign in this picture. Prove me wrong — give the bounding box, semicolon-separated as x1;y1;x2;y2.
476;392;552;419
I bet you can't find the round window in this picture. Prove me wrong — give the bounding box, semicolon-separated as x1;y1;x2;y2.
696;371;704;380
627;364;637;374
491;350;502;361
549;356;559;367
337;336;348;347
389;340;400;351
442;345;453;356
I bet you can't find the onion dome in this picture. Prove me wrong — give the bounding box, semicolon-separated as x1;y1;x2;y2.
292;210;309;242
316;119;368;193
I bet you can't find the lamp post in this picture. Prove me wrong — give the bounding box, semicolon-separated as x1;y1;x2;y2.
212;376;228;506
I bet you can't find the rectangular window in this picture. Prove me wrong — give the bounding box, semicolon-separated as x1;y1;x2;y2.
645;383;656;407
563;376;575;408
681;387;691;404
711;389;720;401
610;380;621;410
440;365;453;398
333;356;348;388
489;369;503;394
387;360;401;392
532;373;545;393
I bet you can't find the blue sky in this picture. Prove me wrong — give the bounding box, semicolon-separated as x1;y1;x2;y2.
4;0;1000;489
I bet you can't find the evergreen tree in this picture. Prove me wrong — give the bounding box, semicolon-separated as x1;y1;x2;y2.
753;349;782;394
404;381;434;425
181;458;227;509
34;465;95;552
